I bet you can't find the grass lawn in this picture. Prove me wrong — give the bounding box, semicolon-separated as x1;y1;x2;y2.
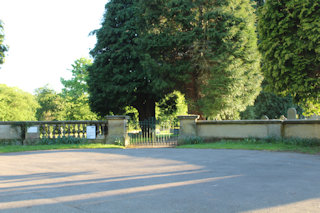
2;138;320;155
0;144;124;154
178;139;320;155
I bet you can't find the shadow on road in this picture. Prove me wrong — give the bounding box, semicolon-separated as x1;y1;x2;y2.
0;148;319;212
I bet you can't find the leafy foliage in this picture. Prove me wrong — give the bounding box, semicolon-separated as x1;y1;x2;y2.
63;95;98;120
0;84;39;121
35;86;66;121
241;91;300;119
61;58;92;98
156;91;188;122
0;20;8;66
258;0;320;113
251;0;264;9
299;99;320;117
61;58;98;120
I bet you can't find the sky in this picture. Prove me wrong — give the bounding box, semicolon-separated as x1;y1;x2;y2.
0;0;108;94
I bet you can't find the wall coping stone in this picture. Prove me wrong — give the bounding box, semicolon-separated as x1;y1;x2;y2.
283;120;320;124
197;120;283;125
177;115;200;120
106;115;130;120
197;119;320;125
0;120;108;125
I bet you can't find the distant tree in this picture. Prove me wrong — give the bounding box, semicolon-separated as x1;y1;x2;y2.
88;0;170;121
63;94;98;120
61;57;92;98
0;20;8;66
35;86;66;121
0;84;38;121
258;0;320;114
61;58;98;120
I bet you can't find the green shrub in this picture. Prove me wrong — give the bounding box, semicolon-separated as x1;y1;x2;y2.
280;138;320;147
179;136;204;145
241;137;320;147
36;137;88;145
114;138;124;146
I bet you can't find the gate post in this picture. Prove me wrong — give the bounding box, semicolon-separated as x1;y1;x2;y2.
177;115;199;144
106;115;130;146
24;125;41;145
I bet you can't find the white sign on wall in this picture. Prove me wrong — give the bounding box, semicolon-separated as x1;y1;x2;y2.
86;126;96;139
27;126;38;133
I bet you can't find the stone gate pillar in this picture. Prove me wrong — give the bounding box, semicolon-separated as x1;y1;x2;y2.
177;115;199;144
106;115;130;146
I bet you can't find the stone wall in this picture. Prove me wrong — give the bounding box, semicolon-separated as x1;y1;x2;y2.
179;115;320;141
1;114;319;146
0;124;22;140
0;118;126;145
283;120;320;139
197;120;282;140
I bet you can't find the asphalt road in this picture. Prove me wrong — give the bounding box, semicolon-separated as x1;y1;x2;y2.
0;148;320;213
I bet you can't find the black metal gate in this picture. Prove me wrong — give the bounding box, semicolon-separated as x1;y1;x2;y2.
128;118;179;147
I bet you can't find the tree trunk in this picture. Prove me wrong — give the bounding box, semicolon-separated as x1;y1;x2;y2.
136;98;156;122
184;72;205;120
135;96;156;135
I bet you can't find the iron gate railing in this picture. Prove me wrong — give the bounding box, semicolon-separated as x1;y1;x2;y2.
128;118;179;147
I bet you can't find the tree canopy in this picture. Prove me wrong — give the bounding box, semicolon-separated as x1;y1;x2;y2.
61;58;98;120
140;0;262;119
0;20;8;66
258;0;320;113
35;86;66;121
88;0;170;121
88;0;262;120
61;57;92;99
0;84;38;121
240;91;300;119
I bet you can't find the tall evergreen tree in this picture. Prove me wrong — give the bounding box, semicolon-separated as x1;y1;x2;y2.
88;0;170;121
141;0;262;119
258;0;320;114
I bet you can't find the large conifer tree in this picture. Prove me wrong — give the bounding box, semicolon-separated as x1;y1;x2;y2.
258;0;320;114
141;0;262;119
88;0;170;121
89;0;262;120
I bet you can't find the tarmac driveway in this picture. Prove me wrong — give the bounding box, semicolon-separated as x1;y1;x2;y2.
0;148;320;213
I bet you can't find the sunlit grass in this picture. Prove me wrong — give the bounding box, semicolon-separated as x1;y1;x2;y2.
178;139;320;155
0;144;124;153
